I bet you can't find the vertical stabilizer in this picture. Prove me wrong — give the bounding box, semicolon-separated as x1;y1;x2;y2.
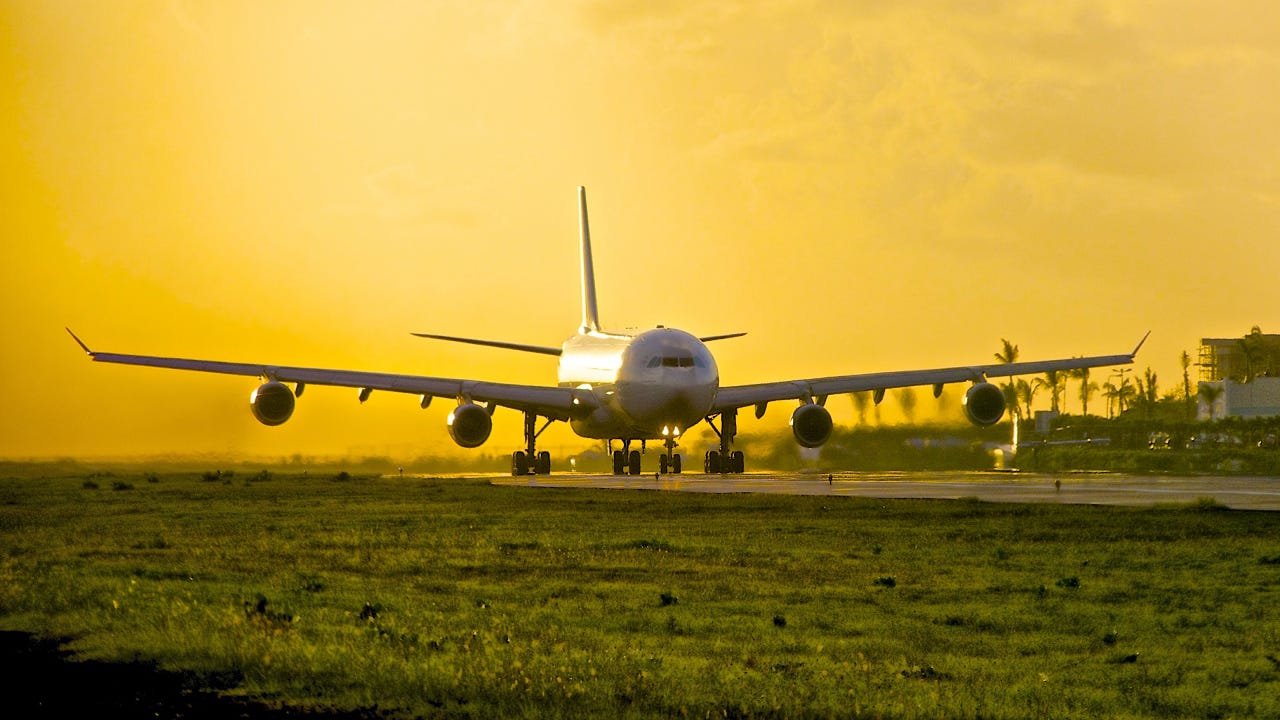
578;186;601;333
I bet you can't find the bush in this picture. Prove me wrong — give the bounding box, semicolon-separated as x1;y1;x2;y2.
244;594;295;625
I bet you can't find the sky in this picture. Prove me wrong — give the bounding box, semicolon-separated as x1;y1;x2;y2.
3;1;1278;459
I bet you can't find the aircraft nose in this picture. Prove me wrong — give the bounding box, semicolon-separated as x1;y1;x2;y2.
657;389;697;423
625;383;710;429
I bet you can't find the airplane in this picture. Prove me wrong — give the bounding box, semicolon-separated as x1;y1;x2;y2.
67;187;1146;476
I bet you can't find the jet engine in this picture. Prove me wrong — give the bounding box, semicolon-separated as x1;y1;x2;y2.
447;403;493;448
962;382;1006;427
790;403;833;448
250;381;296;426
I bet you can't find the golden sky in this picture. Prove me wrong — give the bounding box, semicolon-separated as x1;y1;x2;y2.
3;1;1278;458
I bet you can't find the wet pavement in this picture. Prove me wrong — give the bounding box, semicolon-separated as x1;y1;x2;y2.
493;471;1280;510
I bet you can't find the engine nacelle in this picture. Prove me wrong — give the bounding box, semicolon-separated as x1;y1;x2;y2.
962;382;1006;427
250;381;296;426
790;403;833;448
447;403;493;448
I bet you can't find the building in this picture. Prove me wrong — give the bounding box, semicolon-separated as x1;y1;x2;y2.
1198;331;1280;382
1197;378;1280;420
1195;329;1280;420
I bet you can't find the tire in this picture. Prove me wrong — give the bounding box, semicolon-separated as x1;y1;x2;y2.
512;451;529;476
672;454;682;474
706;450;720;474
628;450;641;475
659;455;669;474
537;451;551;475
612;450;626;475
731;451;745;474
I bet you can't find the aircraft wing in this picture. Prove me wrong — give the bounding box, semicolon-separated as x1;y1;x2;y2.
710;336;1147;413
66;330;590;420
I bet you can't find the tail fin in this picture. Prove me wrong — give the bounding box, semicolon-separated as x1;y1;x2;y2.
578;186;601;333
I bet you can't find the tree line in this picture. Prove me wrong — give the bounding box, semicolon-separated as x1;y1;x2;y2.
991;326;1275;424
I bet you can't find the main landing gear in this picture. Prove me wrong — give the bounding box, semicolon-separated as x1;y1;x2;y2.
704;407;745;474
610;439;646;475
511;411;553;476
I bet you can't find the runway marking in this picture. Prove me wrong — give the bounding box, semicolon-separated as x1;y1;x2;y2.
491;472;1280;510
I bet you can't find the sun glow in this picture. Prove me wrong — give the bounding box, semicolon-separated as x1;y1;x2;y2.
3;2;1278;458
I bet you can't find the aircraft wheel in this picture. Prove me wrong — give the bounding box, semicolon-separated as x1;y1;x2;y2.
705;450;720;474
732;450;745;474
672;454;682;474
659;455;669;474
536;451;551;475
612;450;626;475
628;450;642;475
512;451;529;476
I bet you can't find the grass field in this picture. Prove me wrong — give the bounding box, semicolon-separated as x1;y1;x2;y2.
2;470;1278;718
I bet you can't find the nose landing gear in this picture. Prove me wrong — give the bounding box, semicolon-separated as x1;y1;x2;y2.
609;439;678;475
659;436;683;475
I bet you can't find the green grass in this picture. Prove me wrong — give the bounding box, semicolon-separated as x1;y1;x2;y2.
2;471;1279;718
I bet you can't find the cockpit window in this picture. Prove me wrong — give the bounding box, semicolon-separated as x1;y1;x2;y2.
647;356;661;368
661;355;695;368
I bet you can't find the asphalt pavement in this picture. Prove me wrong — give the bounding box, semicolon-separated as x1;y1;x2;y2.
491;471;1280;510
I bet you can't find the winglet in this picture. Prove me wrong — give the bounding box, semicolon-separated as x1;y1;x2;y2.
578;186;601;333
699;332;748;343
1131;331;1151;358
66;327;93;356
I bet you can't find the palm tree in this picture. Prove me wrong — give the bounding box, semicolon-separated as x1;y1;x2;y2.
1070;367;1098;417
1180;350;1193;420
1115;375;1136;416
1102;381;1118;419
1014;378;1038;420
1101;377;1134;418
1106;369;1134;417
1133;368;1158;419
1236;326;1267;382
994;339;1019;365
1035;369;1066;413
995;339;1019;416
1199;383;1224;421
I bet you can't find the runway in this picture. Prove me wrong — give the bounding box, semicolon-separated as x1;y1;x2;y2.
491;471;1280;510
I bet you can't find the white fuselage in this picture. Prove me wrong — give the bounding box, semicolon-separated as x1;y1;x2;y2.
558;327;718;440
